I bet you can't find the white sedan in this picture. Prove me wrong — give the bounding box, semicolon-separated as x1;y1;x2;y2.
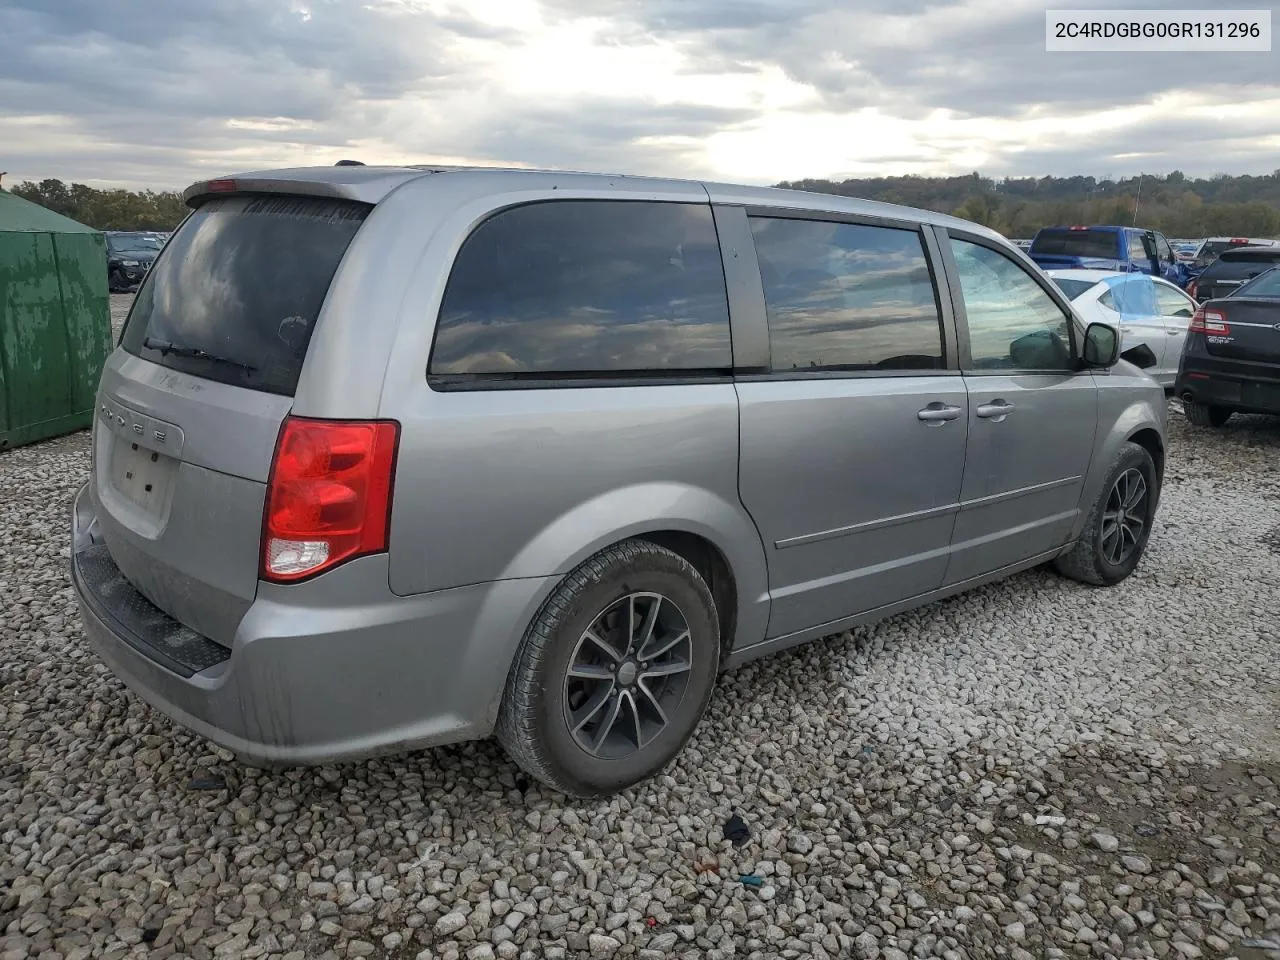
1046;269;1197;388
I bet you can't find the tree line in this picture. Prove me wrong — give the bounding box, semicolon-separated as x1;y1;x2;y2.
6;179;187;231
777;170;1280;239
7;170;1280;239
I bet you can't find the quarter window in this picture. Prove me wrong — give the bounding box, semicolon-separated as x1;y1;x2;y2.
748;217;945;372
949;238;1075;371
431;201;732;377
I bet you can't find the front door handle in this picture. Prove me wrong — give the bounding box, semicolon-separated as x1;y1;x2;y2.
976;400;1015;421
917;403;963;424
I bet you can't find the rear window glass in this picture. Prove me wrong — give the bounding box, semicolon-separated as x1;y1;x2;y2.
1030;229;1119;259
1199;253;1280;281
1049;277;1096;301
120;195;369;396
1235;268;1280;298
430;200;732;380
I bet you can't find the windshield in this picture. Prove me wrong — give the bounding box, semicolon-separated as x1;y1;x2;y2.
108;234;164;256
1233;267;1280;298
1049;277;1096;301
1030;229;1119;259
120;195;370;396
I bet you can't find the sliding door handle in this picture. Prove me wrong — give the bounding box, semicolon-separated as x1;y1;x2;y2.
976;400;1015;421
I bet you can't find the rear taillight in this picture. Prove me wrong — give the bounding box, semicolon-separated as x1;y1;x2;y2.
1189;307;1229;337
1186;279;1198;300
261;417;399;583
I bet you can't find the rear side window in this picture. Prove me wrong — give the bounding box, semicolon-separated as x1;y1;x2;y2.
748;217;944;372
1030;229;1119;259
121;195;369;396
430;201;731;379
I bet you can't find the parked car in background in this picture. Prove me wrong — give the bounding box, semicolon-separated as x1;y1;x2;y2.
1028;225;1188;287
1176;266;1280;427
1170;240;1203;263
71;164;1167;797
1012;239;1033;250
1187;237;1279;281
1187;245;1280;302
1048;269;1195;388
105;231;165;292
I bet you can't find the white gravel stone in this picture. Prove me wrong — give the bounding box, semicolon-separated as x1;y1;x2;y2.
1092;832;1120;852
3;381;1279;960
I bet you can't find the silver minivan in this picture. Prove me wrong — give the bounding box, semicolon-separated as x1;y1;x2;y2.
71;165;1167;796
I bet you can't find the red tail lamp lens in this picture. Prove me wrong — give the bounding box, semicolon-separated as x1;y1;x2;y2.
262;417;399;582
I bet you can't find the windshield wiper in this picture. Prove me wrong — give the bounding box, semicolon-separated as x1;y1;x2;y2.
143;336;258;374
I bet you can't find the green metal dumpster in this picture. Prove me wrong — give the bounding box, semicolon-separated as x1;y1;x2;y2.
0;191;112;449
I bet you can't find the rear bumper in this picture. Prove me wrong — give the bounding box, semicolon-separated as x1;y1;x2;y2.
70;483;555;765
1176;354;1280;415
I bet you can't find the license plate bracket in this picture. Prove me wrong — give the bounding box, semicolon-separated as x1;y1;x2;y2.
110;440;177;513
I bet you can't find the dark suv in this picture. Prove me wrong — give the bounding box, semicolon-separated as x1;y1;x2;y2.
105;231;165;292
1187;245;1280;302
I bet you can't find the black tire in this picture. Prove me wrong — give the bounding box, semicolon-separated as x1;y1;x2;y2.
496;539;720;797
1054;441;1159;587
1184;401;1232;428
108;269;124;294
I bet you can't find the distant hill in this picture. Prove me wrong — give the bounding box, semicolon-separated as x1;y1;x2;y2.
775;171;1280;238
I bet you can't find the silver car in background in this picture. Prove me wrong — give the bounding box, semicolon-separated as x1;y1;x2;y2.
1047;268;1198;388
71;165;1167;796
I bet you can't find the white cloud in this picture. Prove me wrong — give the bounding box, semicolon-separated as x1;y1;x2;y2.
1;0;1277;190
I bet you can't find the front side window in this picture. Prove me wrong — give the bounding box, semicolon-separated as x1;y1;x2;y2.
430;201;731;377
950;238;1075;371
748;217;944;372
1154;283;1195;318
1127;233;1150;263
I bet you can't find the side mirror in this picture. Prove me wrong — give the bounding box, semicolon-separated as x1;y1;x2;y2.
1083;322;1120;367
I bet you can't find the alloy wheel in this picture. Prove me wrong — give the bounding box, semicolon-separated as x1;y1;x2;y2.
1101;468;1148;565
563;592;693;760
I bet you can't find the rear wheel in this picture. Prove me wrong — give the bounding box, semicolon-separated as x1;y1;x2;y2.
1184;401;1232;427
1054;442;1158;587
496;540;720;797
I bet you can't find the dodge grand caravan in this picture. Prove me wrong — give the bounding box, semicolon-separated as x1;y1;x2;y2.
71;165;1168;796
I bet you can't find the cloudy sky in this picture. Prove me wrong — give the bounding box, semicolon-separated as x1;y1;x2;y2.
2;0;1278;191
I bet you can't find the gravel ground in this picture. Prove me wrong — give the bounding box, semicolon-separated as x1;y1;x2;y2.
3;326;1280;960
109;294;132;342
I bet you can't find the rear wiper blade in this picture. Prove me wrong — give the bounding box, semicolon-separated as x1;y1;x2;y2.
143;337;257;374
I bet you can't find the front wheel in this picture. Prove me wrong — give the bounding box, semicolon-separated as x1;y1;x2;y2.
1054;442;1159;587
1184;401;1232;428
496;540;720;797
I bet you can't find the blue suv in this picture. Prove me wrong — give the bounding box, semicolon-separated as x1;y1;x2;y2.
1028;225;1189;288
